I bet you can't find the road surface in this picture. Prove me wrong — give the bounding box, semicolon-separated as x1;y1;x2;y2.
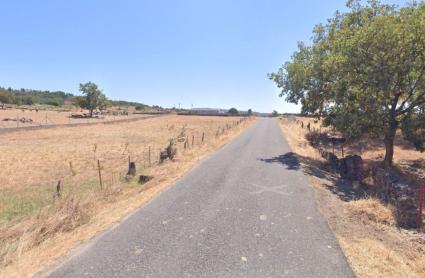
46;119;354;278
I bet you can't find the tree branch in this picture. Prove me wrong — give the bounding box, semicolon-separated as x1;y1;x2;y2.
399;91;425;115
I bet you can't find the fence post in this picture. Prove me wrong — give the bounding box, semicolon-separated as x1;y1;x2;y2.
98;160;103;190
417;184;425;231
54;180;62;199
192;135;195;147
202;132;205;143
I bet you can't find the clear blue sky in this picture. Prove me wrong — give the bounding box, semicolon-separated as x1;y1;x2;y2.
0;0;408;113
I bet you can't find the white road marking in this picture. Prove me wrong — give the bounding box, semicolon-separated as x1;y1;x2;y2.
249;183;292;196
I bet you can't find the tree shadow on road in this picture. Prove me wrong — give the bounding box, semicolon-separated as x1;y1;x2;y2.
258;151;367;202
259;152;300;170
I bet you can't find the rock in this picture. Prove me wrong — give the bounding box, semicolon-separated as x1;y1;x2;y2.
339;155;363;181
139;175;153;184
159;150;168;163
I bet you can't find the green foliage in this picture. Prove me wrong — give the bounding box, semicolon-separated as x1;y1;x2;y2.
269;0;425;166
110;100;149;109
0;188;52;223
248;109;253;116
78;82;109;116
0;85;157;112
0;87;72;106
228;107;239;115
74;96;87;109
401;105;425;152
272;110;279;117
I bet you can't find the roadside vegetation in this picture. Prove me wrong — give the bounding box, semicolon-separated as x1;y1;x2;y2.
278;116;425;278
270;1;425;277
270;0;425;168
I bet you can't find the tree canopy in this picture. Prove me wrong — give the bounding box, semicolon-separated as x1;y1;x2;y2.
78;82;109;116
228;107;239;115
0;87;73;106
269;0;425;167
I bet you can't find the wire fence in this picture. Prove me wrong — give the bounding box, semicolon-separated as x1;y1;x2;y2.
51;117;250;198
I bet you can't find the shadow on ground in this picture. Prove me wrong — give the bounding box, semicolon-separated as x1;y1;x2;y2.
259;152;366;202
259;152;300;170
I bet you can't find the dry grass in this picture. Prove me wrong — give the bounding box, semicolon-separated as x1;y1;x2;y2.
282;115;425;166
344;198;396;226
0;115;254;278
339;237;425;278
0;107;148;128
278;116;325;160
278;116;425;278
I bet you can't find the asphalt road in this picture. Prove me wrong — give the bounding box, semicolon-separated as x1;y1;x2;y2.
46;119;354;278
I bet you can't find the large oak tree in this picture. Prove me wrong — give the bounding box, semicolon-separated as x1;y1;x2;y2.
78;82;109;117
269;0;425;168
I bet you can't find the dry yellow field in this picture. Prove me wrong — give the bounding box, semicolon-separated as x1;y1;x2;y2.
0;107;147;129
0;114;254;277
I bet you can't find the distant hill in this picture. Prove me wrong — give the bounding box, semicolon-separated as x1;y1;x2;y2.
0;86;159;110
0;87;73;106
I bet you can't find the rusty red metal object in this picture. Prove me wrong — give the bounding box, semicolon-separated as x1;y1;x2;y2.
418;184;425;230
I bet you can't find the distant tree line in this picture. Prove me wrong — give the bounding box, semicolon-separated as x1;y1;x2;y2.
0;84;159;111
0;87;73;106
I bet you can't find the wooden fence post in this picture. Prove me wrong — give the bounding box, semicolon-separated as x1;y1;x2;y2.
54;180;62;199
98;160;103;190
201;132;205;143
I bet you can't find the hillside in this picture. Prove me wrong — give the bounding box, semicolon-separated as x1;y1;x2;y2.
0;86;157;110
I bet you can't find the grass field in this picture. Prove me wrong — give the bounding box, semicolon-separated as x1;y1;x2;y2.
0;114;254;277
0;107;148;129
278;116;425;278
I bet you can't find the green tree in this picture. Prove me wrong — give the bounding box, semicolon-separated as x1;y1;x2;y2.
228;107;239;115
272;110;279;117
78;82;109;117
269;1;425;168
248;109;253;116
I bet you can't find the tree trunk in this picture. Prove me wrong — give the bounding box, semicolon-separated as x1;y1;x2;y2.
383;118;398;168
89;108;93;118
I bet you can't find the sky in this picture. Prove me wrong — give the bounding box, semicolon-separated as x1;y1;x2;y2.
0;0;409;113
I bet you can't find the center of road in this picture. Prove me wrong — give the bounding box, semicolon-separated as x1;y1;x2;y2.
46;119;354;278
